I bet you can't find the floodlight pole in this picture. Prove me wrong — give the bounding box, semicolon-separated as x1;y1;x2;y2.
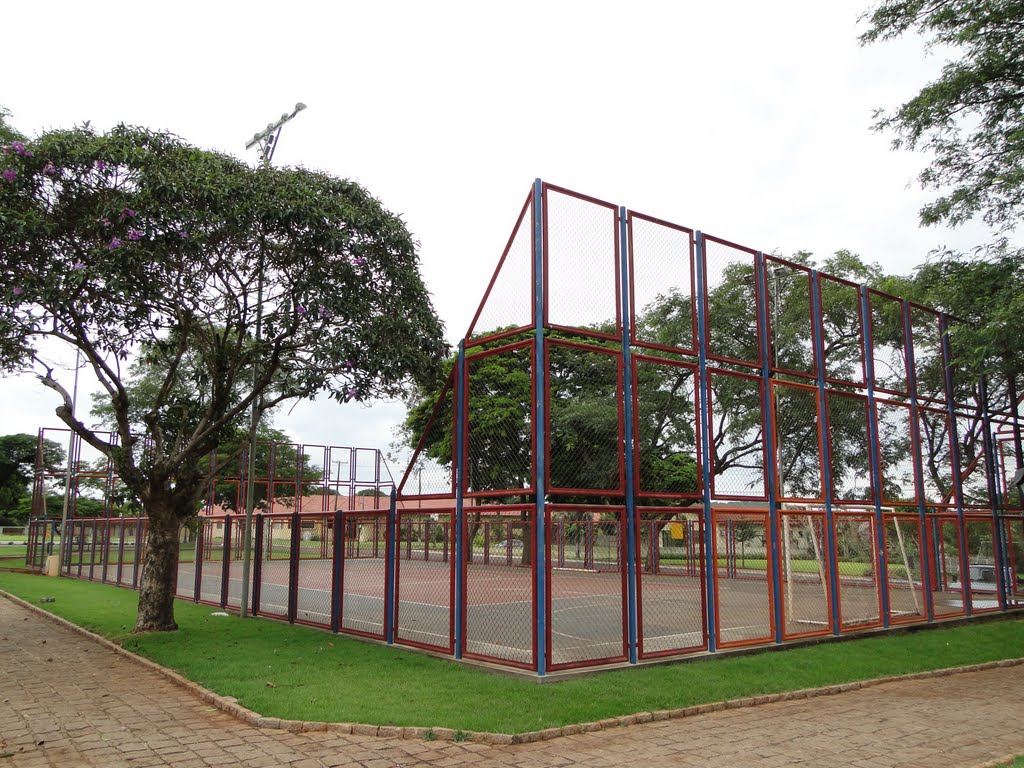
239;103;307;619
57;348;82;568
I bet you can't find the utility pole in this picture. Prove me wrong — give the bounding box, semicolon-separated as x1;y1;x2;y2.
239;103;307;618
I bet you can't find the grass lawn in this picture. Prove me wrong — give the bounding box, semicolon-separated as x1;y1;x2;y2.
1;570;1021;735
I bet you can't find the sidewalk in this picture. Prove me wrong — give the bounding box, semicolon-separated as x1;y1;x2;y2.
1;596;1022;768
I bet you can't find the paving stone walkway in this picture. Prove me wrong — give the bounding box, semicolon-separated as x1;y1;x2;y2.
2;596;1022;768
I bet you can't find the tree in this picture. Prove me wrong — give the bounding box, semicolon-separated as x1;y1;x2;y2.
0;123;446;631
903;247;1024;504
860;0;1024;231
0;433;65;524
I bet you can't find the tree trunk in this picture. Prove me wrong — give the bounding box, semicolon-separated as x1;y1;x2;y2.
134;500;182;632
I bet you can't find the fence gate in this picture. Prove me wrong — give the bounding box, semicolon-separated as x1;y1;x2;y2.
25;517;59;570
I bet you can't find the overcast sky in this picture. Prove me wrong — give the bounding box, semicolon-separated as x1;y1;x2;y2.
0;0;997;479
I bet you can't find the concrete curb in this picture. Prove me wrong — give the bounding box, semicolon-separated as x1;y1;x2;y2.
4;589;1022;748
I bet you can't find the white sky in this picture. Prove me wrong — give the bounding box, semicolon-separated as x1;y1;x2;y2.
0;0;999;478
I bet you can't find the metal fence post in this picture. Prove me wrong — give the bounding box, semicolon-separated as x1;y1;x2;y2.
221;514;232;608
979;374;1009;610
454;340;467;659
618;205;639;664
755;253;784;643
811;271;841;635
899;297;933;621
133;518;144;589
288;511;300;623
385;489;397;644
253;514;265;616
940;314;971;616
532;178;548;675
193;519;204;603
694;231;717;653
331;508;343;633
862;288;891;625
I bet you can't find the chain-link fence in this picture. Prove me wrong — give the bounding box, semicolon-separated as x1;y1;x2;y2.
42;181;1024;675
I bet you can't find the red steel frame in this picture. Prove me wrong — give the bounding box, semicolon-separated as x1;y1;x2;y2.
701;234;763;369
881;512;928;626
635;507;708;659
458;504;537;671
833;510;885;631
867;288;912;400
542;183;622;343
765;255;818;382
710;507;775;648
777;508;833;640
394;508;455;653
818;272;867;388
707;367;769;501
461;339;536;499
770;377;827;504
464;190;535;346
825;390;873;505
544;503;629;671
338;510;388;641
626;211;697;357
544;338;625;496
630;354;703;501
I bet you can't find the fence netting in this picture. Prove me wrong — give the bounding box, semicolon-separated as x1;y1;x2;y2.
39;181;1023;675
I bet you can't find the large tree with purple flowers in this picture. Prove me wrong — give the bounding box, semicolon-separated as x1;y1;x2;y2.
0;120;447;631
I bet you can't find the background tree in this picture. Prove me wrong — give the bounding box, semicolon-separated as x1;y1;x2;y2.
0;123;446;632
860;0;1024;231
0;433;65;525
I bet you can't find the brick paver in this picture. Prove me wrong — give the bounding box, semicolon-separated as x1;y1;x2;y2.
1;596;1022;767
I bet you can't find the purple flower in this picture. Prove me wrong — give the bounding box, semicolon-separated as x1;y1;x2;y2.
12;286;23;296
97;217;111;227
43;162;57;175
127;228;143;241
108;237;122;250
296;304;307;316
71;261;85;271
318;306;332;320
346;387;360;400
94;160;106;172
177;229;188;239
2;169;15;182
119;208;136;221
353;257;366;267
343;359;354;370
10;141;25;155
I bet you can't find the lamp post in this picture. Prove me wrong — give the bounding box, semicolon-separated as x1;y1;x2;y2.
239;102;307;619
55;349;82;569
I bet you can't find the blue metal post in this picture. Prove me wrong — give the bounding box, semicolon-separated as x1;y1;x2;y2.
618;206;639;664
385;488;397;644
900;298;933;621
810;272;841;634
287;511;300;623
940;314;971;616
454;341;467;658
221;514;232;609
694;232;717;653
252;513;265;616
532;179;548;675
755;254;784;643
331;508;343;632
978;375;1008;610
193;519;204;603
861;288;891;626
